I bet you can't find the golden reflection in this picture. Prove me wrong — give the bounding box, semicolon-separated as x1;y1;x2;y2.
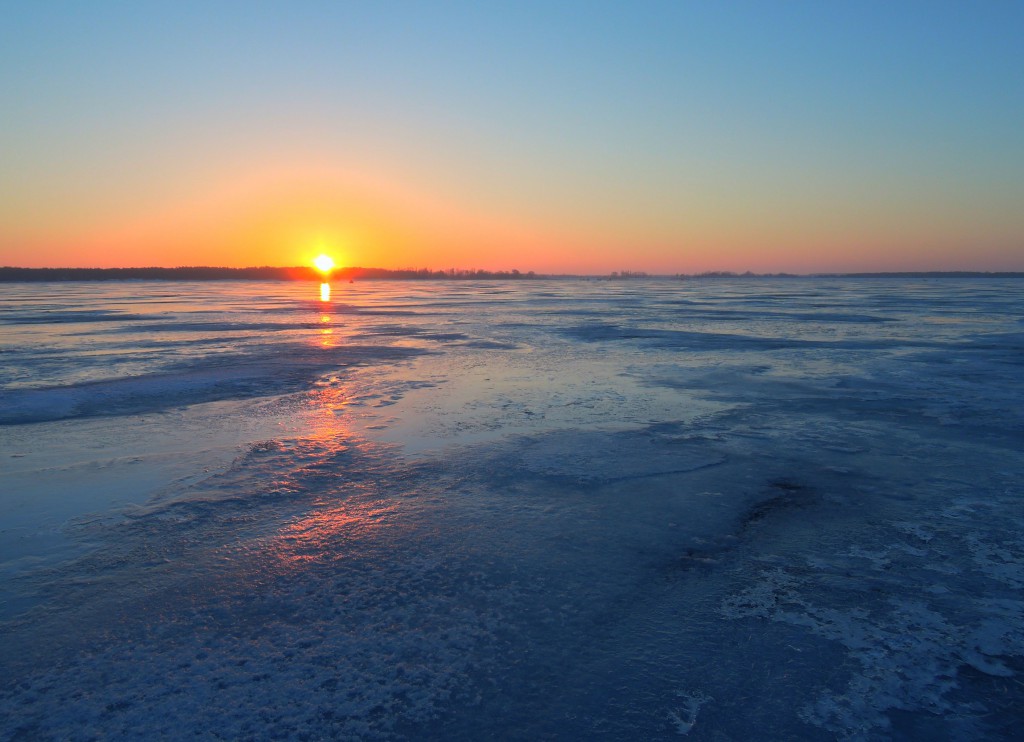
266;383;401;569
275;498;398;566
319;312;334;346
302;384;351;442
320;282;331;302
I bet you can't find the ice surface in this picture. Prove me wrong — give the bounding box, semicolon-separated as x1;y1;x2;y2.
1;277;1022;739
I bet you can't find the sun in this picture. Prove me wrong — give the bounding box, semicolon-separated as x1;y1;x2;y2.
313;254;335;274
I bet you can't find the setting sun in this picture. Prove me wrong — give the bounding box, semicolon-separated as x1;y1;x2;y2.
313;254;335;274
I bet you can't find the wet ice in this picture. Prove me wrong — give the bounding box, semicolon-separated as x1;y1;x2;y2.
1;277;1022;740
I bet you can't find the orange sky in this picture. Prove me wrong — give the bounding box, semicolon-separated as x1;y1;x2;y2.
4;162;1018;274
3;151;1021;274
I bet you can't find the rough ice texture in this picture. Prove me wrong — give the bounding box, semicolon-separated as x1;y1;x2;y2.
2;277;1022;739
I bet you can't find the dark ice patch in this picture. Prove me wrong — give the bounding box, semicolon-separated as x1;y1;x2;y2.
514;427;726;484
458;340;520;350
1;309;150;325
561;322;947;351
0;344;427;425
100;320;317;334
740;479;817;530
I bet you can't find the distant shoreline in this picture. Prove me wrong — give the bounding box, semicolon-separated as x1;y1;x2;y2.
0;266;1021;282
0;266;540;282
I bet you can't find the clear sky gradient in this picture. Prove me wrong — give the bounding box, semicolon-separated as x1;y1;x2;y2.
2;1;1022;273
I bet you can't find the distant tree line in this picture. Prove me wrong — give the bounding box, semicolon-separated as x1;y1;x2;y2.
0;266;541;282
337;267;537;280
674;271;1023;279
674;271;796;278
2;266;1020;282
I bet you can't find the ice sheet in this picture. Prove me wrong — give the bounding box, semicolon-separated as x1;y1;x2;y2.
1;277;1022;739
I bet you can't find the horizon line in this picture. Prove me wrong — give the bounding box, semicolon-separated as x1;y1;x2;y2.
2;265;1023;281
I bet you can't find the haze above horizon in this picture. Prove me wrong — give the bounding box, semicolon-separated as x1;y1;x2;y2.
2;2;1022;274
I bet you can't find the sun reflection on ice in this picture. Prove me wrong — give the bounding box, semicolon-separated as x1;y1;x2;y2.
305;384;350;439
264;384;404;568
275;498;400;566
319;313;334;346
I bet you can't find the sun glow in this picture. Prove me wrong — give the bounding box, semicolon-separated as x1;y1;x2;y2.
314;254;335;274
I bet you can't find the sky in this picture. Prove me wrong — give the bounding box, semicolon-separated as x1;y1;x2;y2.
1;1;1022;274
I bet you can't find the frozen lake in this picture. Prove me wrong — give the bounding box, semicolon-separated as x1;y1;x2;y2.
1;277;1022;739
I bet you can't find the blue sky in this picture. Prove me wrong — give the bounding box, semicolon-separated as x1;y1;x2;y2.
2;1;1022;271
